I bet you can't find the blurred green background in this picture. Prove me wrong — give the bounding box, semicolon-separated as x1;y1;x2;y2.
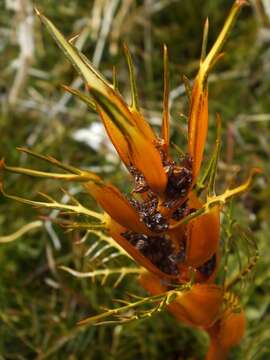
0;0;270;359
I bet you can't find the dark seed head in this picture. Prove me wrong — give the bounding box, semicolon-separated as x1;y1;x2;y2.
163;154;193;206
171;201;189;220
128;165;149;193
129;196;168;232
142;212;169;232
122;230;179;276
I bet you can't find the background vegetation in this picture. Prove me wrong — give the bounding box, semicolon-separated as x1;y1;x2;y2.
0;0;269;359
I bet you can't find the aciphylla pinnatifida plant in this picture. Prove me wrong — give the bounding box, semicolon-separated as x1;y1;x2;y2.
0;1;261;359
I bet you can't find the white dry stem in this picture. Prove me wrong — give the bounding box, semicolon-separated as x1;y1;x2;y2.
60;266;143;288
250;0;270;42
6;0;34;106
262;0;270;19
144;0;153;86
110;0;178;55
110;0;133;55
90;0;104;41
85;230;131;260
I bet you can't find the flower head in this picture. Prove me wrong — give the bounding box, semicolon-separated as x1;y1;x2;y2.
1;1;260;359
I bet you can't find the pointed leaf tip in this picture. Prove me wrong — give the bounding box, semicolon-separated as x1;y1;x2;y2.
200;17;209;64
34;7;41;16
37;11;111;95
38;12;162;189
123;42;140;111
189;0;245;181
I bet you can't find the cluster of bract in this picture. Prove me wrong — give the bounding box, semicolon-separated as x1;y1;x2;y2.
1;1;259;359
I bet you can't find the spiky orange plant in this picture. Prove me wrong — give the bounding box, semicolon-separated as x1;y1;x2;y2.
1;1;260;359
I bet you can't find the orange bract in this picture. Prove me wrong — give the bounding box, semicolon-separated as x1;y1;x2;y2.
206;309;246;360
185;205;220;267
106;218;174;280
84;181;149;234
90;88;168;194
1;2;253;360
140;272;223;327
188;81;209;181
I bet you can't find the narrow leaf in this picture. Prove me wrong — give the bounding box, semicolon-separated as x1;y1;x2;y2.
16;147;82;175
36;9;109;93
162;45;170;152
123;43;140;111
200;18;209;64
170;168;261;230
188;0;246;181
60;266;143;279
112;66;118;91
61;85;96;111
4;164;91;182
182;75;192;104
0;184;104;221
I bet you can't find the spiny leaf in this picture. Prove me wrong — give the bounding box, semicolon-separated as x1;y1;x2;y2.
84;229;132;260
182;75;192;103
61;85;96;111
170;168;261;230
4;148;145;233
61;222;106;230
4;164;90;182
223;291;242;313
35;8;110;93
77;285;190;327
205;168;261;208
0;184;104;221
17;147;83;175
60;266;143;287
